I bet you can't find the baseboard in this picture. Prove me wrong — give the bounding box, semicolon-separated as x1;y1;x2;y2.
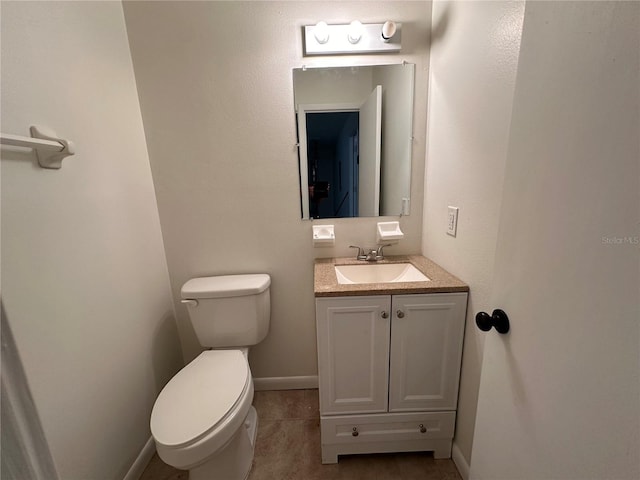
253;375;318;391
123;436;156;480
451;442;470;480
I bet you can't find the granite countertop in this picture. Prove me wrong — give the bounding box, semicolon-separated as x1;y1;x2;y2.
314;255;469;297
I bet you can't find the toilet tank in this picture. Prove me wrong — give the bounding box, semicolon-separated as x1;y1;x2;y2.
181;274;271;348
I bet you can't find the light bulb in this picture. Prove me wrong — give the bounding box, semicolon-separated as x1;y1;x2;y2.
381;21;397;42
314;21;329;44
348;20;363;44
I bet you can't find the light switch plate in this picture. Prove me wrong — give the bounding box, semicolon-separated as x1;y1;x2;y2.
402;197;410;216
447;206;459;237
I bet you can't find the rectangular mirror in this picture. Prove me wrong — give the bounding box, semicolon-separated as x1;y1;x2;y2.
293;63;415;219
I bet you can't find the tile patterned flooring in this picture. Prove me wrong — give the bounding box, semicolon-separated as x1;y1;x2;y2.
140;389;462;480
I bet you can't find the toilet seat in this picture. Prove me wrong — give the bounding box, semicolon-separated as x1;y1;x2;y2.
151;350;253;469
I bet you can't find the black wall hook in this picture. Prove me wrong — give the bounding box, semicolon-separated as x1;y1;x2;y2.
475;309;510;334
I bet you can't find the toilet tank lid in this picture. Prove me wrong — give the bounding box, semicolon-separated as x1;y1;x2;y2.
182;274;271;299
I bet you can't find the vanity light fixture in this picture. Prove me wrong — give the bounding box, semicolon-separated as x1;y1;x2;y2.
314;21;330;44
381;21;397;42
348;20;364;44
303;21;401;56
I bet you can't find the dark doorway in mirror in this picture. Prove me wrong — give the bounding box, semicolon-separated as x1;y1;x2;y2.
306;111;359;218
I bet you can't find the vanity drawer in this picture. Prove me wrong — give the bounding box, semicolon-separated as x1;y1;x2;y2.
320;411;455;445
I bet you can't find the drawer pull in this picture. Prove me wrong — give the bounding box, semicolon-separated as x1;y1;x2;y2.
397;310;405;318
352;427;359;437
419;424;427;433
381;311;389;319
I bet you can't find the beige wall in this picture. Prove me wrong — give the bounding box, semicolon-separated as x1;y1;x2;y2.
422;0;525;470
1;2;182;479
123;1;431;376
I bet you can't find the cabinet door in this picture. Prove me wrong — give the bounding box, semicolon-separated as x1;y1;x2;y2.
389;293;467;412
316;296;391;415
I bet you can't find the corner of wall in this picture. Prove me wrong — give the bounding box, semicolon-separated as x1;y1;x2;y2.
421;0;525;469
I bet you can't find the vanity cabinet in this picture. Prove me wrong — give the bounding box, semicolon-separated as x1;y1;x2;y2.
315;292;467;463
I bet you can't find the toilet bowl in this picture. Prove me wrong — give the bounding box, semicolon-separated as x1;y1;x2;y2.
150;274;271;480
151;349;256;479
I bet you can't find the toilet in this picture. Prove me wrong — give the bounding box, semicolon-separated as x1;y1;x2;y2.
150;274;271;480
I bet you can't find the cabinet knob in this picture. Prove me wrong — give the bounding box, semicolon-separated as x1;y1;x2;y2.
381;311;389;319
352;427;359;437
419;424;427;433
396;310;405;318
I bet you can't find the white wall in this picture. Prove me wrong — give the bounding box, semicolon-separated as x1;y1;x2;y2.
293;67;373;105
1;2;182;479
123;1;431;377
422;0;525;470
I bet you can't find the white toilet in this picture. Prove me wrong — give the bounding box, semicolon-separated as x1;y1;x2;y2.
150;274;271;480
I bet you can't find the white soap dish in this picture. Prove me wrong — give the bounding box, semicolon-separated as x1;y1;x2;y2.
313;225;335;247
377;221;404;243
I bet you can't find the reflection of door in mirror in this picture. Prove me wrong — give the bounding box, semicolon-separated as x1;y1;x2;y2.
299;105;354;219
358;85;382;217
298;87;382;219
306;111;358;218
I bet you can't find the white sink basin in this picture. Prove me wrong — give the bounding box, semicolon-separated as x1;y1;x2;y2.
335;263;430;285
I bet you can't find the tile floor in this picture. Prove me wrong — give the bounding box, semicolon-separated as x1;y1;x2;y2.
140;389;462;480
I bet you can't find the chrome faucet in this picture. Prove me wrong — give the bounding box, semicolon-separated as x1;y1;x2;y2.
349;244;392;262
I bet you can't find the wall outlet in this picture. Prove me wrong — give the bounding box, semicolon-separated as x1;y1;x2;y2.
447;206;459;237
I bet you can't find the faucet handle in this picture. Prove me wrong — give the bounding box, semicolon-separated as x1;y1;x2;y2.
349;245;366;260
376;244;392;258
